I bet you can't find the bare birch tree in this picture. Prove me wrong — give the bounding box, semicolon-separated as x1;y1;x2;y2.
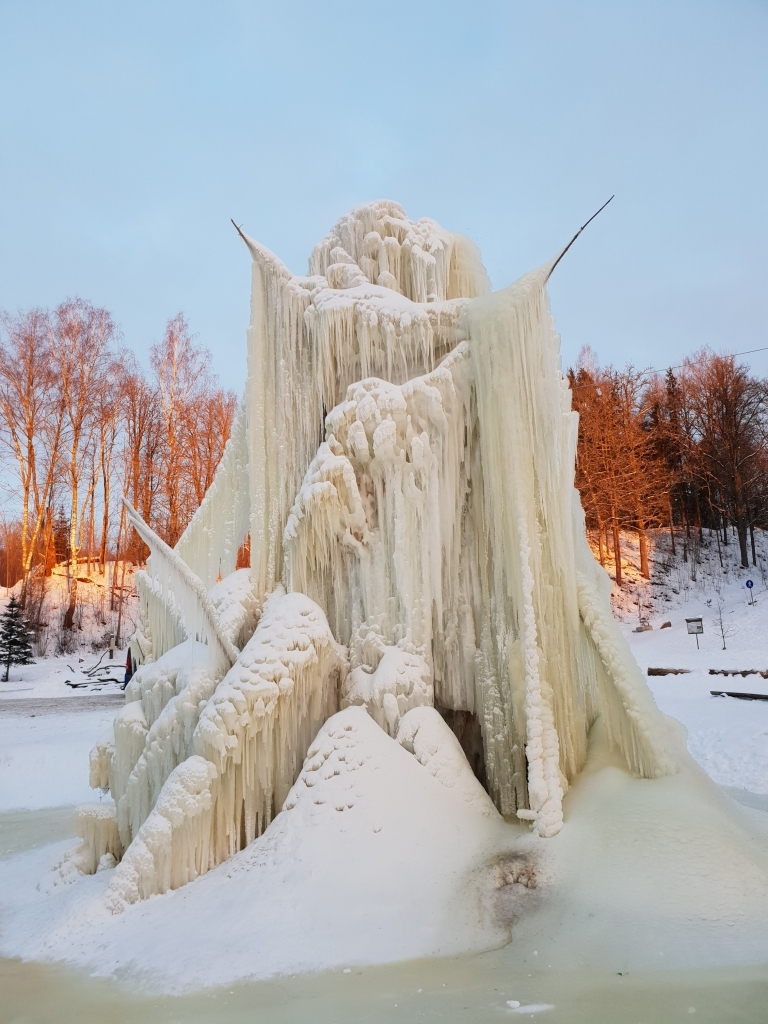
151;314;210;545
0;308;65;602
51;299;118;628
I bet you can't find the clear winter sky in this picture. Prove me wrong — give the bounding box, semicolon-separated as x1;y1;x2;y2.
0;0;766;391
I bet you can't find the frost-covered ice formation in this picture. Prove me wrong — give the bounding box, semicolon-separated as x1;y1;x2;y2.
80;200;679;907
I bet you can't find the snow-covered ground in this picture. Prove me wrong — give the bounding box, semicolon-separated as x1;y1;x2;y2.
616;529;768;797
2;706;767;991
0;652;128;701
0;562;136;811
0;709;117;812
1;535;767;991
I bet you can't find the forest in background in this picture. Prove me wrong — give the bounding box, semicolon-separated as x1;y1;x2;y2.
572;346;768;585
2;295;767;644
0;299;236;643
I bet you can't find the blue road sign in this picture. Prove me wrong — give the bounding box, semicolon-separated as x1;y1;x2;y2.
746;580;754;589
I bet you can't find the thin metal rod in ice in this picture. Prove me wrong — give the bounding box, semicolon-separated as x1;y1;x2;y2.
546;195;615;281
231;218;249;246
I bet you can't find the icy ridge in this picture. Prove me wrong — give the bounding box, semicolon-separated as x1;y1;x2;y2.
124;498;239;677
134;569;185;664
175;399;251;592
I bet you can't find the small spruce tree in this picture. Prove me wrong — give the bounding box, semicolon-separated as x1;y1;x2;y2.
0;595;35;681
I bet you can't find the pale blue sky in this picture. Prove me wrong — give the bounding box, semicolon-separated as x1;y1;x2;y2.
0;0;766;389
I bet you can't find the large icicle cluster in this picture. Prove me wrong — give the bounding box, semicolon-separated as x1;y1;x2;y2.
463;269;677;833
283;342;472;679
281;268;677;831
105;590;345;909
83;200;678;906
245;200;490;599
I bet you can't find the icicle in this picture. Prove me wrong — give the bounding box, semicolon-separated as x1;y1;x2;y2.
175;399;251;589
89;730;114;791
108;702;149;807
134;570;185;664
104;590;347;909
72;804;123;875
463;265;677;834
124;499;239;677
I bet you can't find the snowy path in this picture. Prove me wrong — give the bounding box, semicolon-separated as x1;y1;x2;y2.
0;694;124;716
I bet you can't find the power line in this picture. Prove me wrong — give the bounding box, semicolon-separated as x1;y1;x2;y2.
569;345;768;394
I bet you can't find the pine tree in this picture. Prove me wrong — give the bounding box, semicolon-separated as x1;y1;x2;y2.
0;595;34;681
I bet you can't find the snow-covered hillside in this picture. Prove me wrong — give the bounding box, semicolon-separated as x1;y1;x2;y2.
0;561;138;697
615;528;768;796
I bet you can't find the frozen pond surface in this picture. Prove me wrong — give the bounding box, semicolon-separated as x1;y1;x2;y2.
1;804;767;1023
2;944;767;1023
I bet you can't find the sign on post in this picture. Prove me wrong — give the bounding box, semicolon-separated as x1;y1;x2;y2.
686;616;703;649
746;579;754;605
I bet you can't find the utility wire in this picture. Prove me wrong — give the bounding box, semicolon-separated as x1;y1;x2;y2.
570;345;768;395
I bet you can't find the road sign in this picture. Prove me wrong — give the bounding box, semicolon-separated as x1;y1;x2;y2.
746;580;754;589
686;616;703;648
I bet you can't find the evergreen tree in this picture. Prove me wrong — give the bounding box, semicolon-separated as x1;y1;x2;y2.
0;595;34;681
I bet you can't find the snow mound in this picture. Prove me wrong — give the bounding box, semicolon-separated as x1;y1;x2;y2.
0;706;511;989
343;644;433;736
396;706;496;815
3;714;768;991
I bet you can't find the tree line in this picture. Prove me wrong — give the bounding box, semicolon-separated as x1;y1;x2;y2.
570;347;768;585
3;296;763;623
0;299;236;627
